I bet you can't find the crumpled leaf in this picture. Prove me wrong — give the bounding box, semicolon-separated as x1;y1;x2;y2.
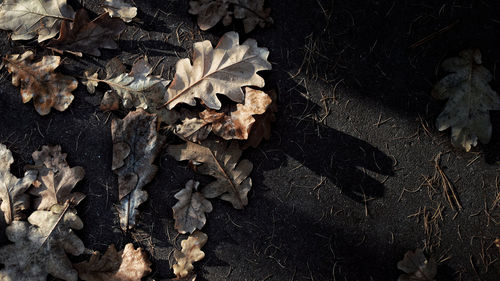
0;204;85;281
83;57;178;124
0;144;37;224
433;49;500;151
233;0;272;33
163;31;271;110
3;51;78;115
74;243;152;281
103;0;137;22
0;0;75;42
27;145;85;210
173;231;207;279
242;89;277;149
397;249;437;281
112;109;165;231
47;9;126;57
173;180;213;234
167;139;252;209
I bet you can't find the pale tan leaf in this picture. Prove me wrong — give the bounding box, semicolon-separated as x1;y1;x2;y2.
164;31;271;110
173;231;207;279
0;143;37;224
167;139;252;209
433;49;500;151
3;51;78;115
0;0;75;42
397;249;437;281
112;109;165;231
103;0;137;22
173;180;213;234
28;145;85;210
242;89;277;149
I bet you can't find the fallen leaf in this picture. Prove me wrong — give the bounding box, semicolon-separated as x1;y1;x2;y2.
433;49;500;151
0;0;75;42
3;51;78;115
0;203;85;281
0;143;37;224
397;249;437;281
27;145;85;210
112;109;165;231
188;0;231;31
103;0;137;22
74;243;152;281
233;0;273;33
167;139;252;209
174;109;214;143
242;89;277;149
163;31;271;110
47;9;126;57
173;231;207;279
173;180;213;234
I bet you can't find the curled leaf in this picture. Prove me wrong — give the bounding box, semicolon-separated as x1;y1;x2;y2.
103;0;137;22
173;231;207;279
397;249;437;281
243;89;277;148
173;180;213;234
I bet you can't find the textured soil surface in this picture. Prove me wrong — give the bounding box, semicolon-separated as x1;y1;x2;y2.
0;0;499;280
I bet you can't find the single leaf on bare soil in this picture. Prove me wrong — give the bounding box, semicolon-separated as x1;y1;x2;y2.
47;9;126;57
173;180;213;234
433;49;500;151
27;145;85;210
164;31;271;110
397;249;437;281
0;143;37;224
103;0;137;22
112;109;165;231
3;51;78;115
74;243;152;281
242;89;277;149
173;231;207;279
0;0;75;42
167;139;252;209
0;203;85;281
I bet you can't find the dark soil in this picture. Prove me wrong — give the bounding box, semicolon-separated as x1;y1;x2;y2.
0;0;499;280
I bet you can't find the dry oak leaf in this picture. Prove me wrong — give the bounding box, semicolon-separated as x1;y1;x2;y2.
163;31;271;110
47;9;126;57
112;109;166;231
0;143;37;224
188;0;231;31
397;249;437;281
28;145;85;210
433;49;500;151
74;243;152;281
84;57;178;124
0;0;75;42
167;139;252;209
173;180;213;234
0;204;85;281
103;0;137;23
242;89;277;149
3;51;78;115
233;0;273;33
173;231;207;279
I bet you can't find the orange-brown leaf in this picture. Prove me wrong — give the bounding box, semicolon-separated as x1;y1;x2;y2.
173;231;207;279
242;89;277;149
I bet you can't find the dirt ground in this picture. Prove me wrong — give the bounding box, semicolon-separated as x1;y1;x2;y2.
0;0;499;280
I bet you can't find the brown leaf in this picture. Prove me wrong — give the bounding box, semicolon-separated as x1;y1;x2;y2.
74;243;152;281
173;231;207;279
242;89;277;149
173;180;213;234
112;109;165;231
3;51;78;115
188;0;231;31
103;0;138;22
167;139;252;209
233;0;273;33
397;249;437;281
28;145;85;210
47;9;126;57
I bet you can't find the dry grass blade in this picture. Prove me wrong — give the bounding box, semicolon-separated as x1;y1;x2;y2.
434;153;462;211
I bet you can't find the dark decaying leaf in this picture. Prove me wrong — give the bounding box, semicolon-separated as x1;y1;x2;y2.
172;180;213;234
397;249;437;281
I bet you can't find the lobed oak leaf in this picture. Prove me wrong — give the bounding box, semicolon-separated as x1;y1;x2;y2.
242;89;277;149
233;0;273;33
28;145;85;210
172;180;213;234
74;243;152;281
0;143;37;224
188;0;232;31
112;109;165;231
163;31;271;110
0;0;75;42
3;51;78;115
167;138;252;209
103;0;137;23
173;231;207;279
433;49;500;151
0;203;85;281
397;249;437;281
47;9;126;57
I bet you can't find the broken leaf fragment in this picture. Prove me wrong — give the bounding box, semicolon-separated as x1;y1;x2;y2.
0;143;37;224
173;231;207;279
103;0;137;22
3;51;78;115
433;49;500;151
397;249;437;281
173;180;213;234
74;243;152;281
